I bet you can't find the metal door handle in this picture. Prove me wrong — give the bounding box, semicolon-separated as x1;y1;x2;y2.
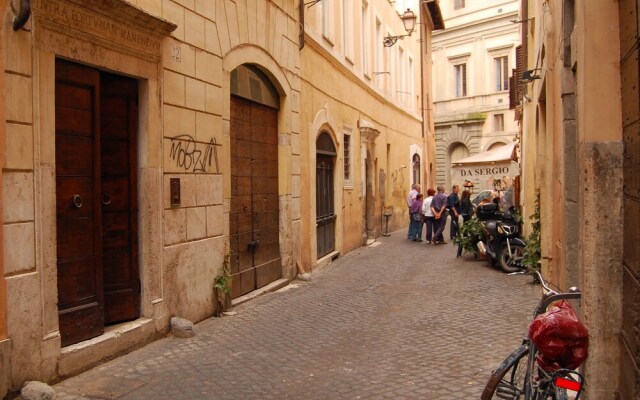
102;192;111;205
72;194;83;208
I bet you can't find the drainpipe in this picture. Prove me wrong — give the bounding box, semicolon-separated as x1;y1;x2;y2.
12;0;31;31
299;0;305;50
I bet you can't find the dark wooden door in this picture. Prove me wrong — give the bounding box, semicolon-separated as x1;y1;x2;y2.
55;59;139;346
55;60;104;346
100;72;140;324
230;95;281;299
316;156;335;258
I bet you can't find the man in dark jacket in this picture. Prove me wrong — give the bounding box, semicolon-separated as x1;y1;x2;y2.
447;185;461;242
430;186;449;244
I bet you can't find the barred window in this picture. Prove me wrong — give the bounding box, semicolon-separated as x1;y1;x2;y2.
343;134;351;181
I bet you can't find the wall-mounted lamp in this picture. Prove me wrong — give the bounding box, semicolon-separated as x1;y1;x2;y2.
383;9;417;47
522;69;541;83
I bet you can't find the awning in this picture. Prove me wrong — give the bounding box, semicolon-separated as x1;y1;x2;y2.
452;142;516;165
450;143;519;187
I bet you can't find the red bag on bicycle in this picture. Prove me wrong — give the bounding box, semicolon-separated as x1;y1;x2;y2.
528;299;589;371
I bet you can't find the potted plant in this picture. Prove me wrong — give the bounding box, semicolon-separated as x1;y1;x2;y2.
453;217;485;258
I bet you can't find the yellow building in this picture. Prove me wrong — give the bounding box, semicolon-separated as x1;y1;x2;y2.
0;0;443;395
299;0;442;264
519;0;639;397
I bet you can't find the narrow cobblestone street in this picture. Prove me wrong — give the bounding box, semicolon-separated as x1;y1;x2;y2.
53;229;539;400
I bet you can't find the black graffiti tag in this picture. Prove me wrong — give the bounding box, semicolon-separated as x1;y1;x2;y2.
169;135;220;173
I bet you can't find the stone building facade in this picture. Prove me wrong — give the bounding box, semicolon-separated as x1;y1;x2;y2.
0;0;442;395
519;0;639;398
431;0;520;191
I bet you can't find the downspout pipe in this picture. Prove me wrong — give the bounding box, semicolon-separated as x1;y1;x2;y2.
12;0;31;31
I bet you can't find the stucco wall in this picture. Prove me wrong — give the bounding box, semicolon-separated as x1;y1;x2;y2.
299;0;427;267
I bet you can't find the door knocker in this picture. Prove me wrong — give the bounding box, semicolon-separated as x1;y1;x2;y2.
72;194;83;208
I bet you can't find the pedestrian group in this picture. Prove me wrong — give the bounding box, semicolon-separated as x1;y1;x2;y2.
406;183;474;245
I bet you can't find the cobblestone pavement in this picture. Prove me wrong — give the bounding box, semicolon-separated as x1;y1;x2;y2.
53;229;540;400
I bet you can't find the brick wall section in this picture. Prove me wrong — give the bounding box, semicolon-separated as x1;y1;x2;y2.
619;0;640;397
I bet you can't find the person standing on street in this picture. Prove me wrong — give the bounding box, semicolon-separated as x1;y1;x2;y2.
459;189;473;223
448;185;461;242
422;188;436;243
409;193;424;241
406;184;421;239
431;186;449;244
457;189;474;257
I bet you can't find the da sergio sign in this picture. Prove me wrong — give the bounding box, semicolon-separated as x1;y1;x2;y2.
451;160;520;181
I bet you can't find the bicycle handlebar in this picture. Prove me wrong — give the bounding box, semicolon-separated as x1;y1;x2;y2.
531;270;582;317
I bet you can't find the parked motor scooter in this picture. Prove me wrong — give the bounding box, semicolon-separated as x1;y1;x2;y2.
475;202;526;272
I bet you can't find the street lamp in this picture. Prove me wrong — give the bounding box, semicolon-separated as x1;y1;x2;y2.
383;9;417;47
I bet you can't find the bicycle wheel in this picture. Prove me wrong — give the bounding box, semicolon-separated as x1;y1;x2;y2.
481;344;529;400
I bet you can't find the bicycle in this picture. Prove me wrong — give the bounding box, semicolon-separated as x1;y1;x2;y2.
481;271;587;400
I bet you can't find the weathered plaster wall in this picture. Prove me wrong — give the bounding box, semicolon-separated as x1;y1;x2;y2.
576;4;623;398
299;45;423;261
299;0;425;266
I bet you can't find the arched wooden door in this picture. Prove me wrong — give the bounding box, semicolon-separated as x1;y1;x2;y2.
229;65;282;299
316;132;336;259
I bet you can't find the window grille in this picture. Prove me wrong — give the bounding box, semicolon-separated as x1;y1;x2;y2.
343;134;351;181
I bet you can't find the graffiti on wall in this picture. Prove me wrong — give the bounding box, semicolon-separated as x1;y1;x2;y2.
169;135;221;173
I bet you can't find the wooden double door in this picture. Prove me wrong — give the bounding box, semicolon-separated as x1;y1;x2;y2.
55;59;140;346
229;95;282;299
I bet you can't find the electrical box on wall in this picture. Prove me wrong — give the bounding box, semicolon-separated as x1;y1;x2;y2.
170;178;180;206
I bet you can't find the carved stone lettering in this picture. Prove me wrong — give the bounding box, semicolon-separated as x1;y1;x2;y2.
35;0;161;54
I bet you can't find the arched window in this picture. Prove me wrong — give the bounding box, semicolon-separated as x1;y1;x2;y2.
412;153;421;185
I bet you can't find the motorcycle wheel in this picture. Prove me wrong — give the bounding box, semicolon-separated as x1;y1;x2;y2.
498;243;525;273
